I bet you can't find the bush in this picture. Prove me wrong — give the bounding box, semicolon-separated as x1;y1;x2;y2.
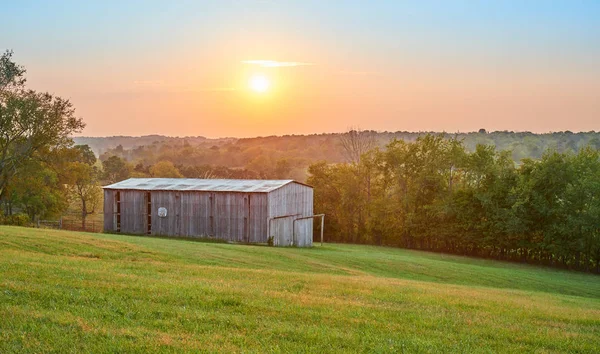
0;213;31;226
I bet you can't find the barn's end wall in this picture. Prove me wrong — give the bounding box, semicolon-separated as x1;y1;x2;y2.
268;182;314;247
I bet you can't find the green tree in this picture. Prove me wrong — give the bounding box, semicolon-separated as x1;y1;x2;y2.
5;159;67;221
0;50;84;197
102;156;130;183
74;145;96;165
149;160;183;178
66;161;102;229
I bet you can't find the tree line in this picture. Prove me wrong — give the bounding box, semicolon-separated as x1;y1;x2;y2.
85;129;600;184
308;133;600;273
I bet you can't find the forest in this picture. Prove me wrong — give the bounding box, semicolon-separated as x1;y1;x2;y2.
75;129;600;184
309;133;600;273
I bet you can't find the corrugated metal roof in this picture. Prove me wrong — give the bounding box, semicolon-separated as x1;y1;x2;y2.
103;178;309;193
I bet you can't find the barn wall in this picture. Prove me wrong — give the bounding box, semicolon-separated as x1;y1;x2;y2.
268;183;314;246
248;193;268;243
103;185;306;246
151;190;181;236
103;189;146;234
179;192;211;237
103;189;269;243
213;193;244;242
212;192;268;242
119;190;147;234
103;190;115;231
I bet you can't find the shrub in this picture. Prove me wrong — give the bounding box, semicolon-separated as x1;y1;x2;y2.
0;213;31;226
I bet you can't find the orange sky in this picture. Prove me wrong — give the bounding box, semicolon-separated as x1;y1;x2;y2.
4;1;599;137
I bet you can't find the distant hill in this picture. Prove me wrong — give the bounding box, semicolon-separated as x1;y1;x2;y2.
76;130;600;161
73;135;235;156
73;130;600;182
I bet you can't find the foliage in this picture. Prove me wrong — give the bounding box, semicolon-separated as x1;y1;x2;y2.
149;160;183;178
0;50;85;197
66;161;102;229
83;130;600;183
0;213;30;226
0;50;85;224
101;156;130;184
309;134;600;272
3;159;67;220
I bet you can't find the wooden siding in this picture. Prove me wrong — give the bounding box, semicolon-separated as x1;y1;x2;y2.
179;192;211;237
249;193;269;243
119;190;147;234
151;191;181;236
104;189;271;243
103;190;114;231
268;182;314;246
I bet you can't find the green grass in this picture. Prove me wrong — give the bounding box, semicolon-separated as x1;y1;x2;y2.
1;226;599;353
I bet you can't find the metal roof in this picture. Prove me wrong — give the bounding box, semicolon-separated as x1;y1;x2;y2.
103;178;310;193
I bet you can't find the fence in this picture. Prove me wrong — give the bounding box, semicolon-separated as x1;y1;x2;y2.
37;217;103;233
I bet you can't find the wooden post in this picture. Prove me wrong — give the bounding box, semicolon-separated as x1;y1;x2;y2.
320;214;324;247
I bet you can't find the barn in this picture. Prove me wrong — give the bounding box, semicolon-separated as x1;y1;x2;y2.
103;178;318;247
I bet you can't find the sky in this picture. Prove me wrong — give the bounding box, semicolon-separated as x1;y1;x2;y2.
2;0;600;137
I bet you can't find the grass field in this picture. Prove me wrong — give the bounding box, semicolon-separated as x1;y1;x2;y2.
1;226;599;353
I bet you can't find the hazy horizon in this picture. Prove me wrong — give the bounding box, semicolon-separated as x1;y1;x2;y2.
3;1;599;137
73;127;598;140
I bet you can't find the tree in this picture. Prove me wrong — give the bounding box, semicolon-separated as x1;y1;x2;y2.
149;160;183;178
74;145;96;165
339;128;376;164
67;162;102;229
274;158;291;179
102;155;130;183
4;159;67;221
0;50;85;197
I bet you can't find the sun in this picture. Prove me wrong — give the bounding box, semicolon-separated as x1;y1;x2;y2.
249;74;270;93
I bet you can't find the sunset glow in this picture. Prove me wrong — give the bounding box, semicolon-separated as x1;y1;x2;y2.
2;1;599;137
249;74;270;93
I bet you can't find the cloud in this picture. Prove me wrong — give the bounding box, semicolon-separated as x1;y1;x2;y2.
242;60;314;68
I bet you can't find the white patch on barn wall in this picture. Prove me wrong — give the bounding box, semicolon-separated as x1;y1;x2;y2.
158;207;168;217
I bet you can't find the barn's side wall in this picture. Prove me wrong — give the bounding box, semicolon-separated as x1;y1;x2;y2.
179;192;211;237
103;190;115;231
151;190;181;236
120;190;147;234
268;183;314;247
103;189;147;234
104;189;269;243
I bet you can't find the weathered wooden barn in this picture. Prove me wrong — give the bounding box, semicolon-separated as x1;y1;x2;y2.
103;178;316;247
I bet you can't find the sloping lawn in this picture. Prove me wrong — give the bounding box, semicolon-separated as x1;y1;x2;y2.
1;226;599;353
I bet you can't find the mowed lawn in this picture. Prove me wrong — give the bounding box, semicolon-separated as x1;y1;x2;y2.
1;226;599;353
